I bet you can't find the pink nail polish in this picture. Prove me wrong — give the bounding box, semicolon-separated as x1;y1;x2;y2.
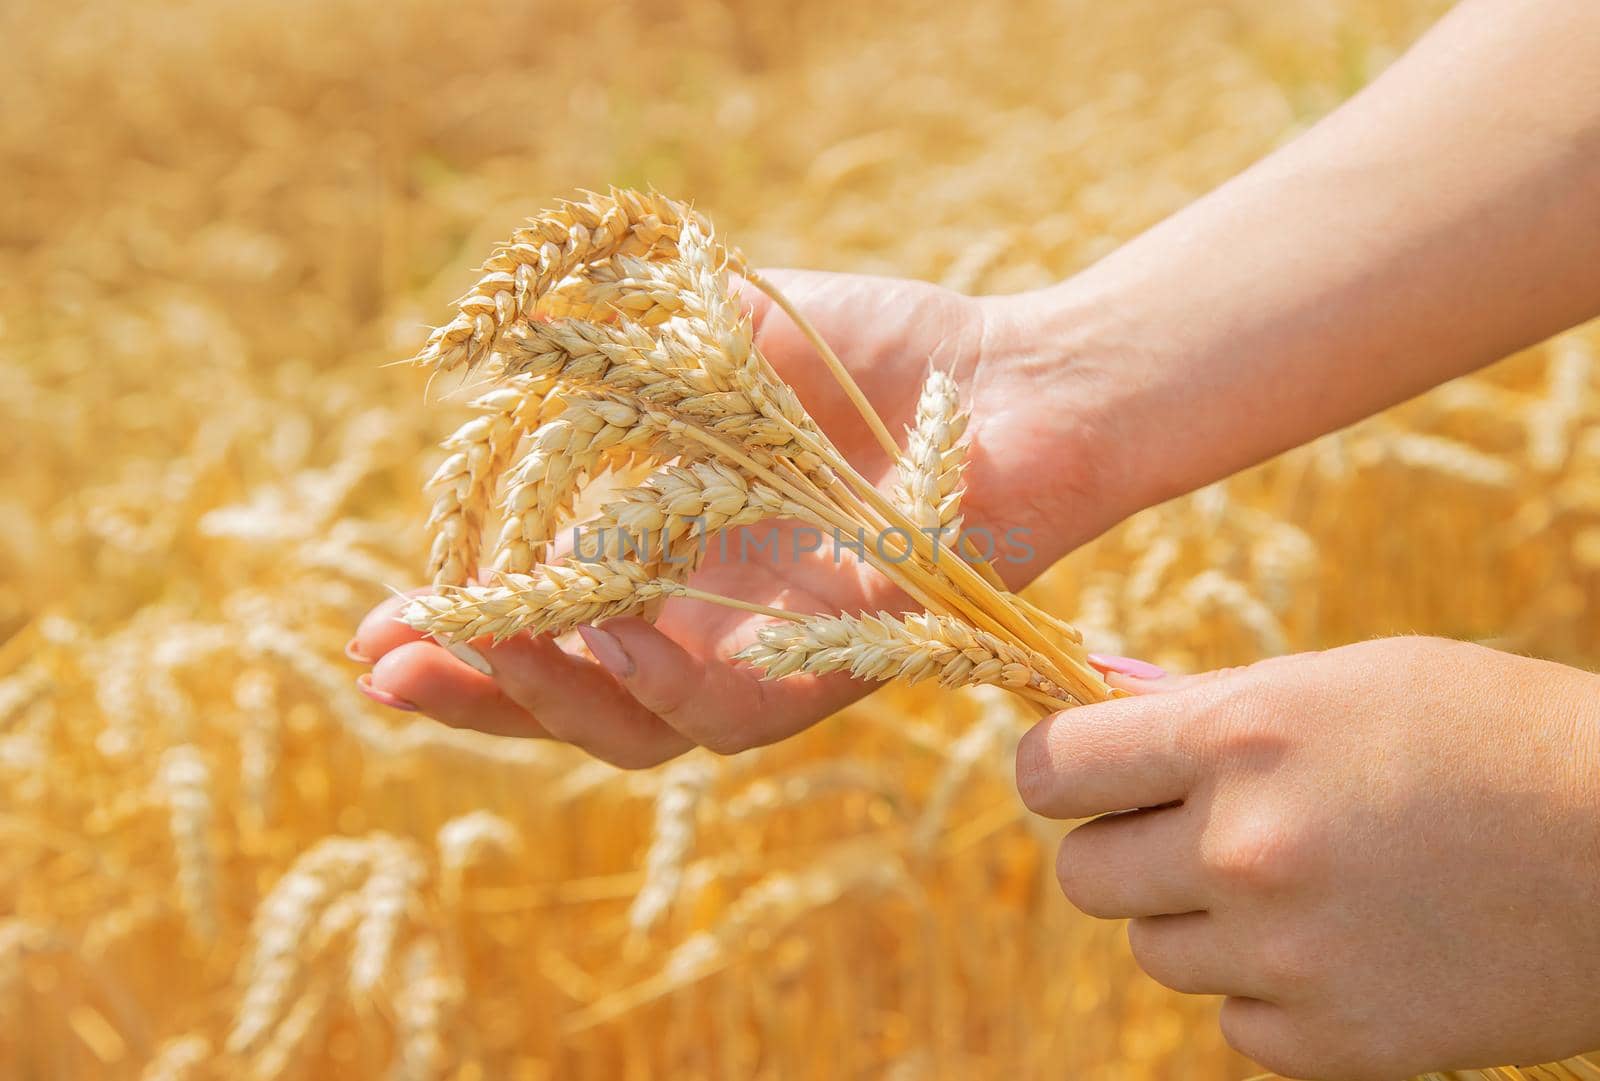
355;674;419;712
344;638;374;664
578;624;635;678
1086;653;1167;681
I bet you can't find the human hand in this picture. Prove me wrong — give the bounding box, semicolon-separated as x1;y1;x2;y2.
350;271;1129;766
1017;637;1600;1079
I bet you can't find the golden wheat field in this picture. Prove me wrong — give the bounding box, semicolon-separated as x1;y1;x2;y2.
3;0;1599;1078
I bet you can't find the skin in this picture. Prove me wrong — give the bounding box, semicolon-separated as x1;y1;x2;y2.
352;274;1112;766
353;0;1600;1073
1017;641;1600;1079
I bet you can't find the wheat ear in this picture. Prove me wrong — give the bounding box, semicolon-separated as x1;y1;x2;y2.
491;397;662;573
413;189;741;375
157;744;218;944
734;611;1076;706
575;460;795;573
426;381;538;585
894;368;969;537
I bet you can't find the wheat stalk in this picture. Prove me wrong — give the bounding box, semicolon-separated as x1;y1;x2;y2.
403;189;1113;717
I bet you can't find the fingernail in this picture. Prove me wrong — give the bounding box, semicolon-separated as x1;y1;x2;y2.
355;673;419;712
344;638;374;664
1086;653;1167;681
578;624;634;678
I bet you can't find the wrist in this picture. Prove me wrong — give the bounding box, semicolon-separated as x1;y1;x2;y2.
975;282;1176;546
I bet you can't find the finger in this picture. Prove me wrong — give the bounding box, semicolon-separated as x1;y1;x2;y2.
1216;997;1308;1080
1086;653;1172;694
1127;913;1270;999
369;641;550;739
1090;654;1304;697
1056;805;1207;919
1015;694;1200;820
482;633;692;769
351;588;432;663
580;618;852;755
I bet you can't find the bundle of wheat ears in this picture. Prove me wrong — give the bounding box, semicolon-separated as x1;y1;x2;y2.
399;188;1112;714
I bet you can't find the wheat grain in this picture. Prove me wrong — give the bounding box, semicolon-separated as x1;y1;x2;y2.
404;192;1115;711
563;223;736;333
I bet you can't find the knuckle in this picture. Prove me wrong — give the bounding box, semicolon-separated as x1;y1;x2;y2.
690;721;761;756
1251;931;1316;996
1208;694;1285;758
1013;725;1060;813
1204;815;1299;892
1054;833;1113;918
1220;1003;1390;1081
601;745;681;770
630;678;698;725
1217;1000;1306;1080
1125;919;1194;992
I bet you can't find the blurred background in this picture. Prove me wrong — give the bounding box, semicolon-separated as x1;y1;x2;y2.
3;0;1597;1077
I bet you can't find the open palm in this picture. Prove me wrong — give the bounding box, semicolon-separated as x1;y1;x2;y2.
352;270;1108;766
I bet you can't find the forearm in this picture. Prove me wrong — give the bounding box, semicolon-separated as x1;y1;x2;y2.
1014;0;1600;508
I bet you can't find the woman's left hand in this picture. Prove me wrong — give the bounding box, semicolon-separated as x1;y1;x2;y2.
1016;636;1600;1080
